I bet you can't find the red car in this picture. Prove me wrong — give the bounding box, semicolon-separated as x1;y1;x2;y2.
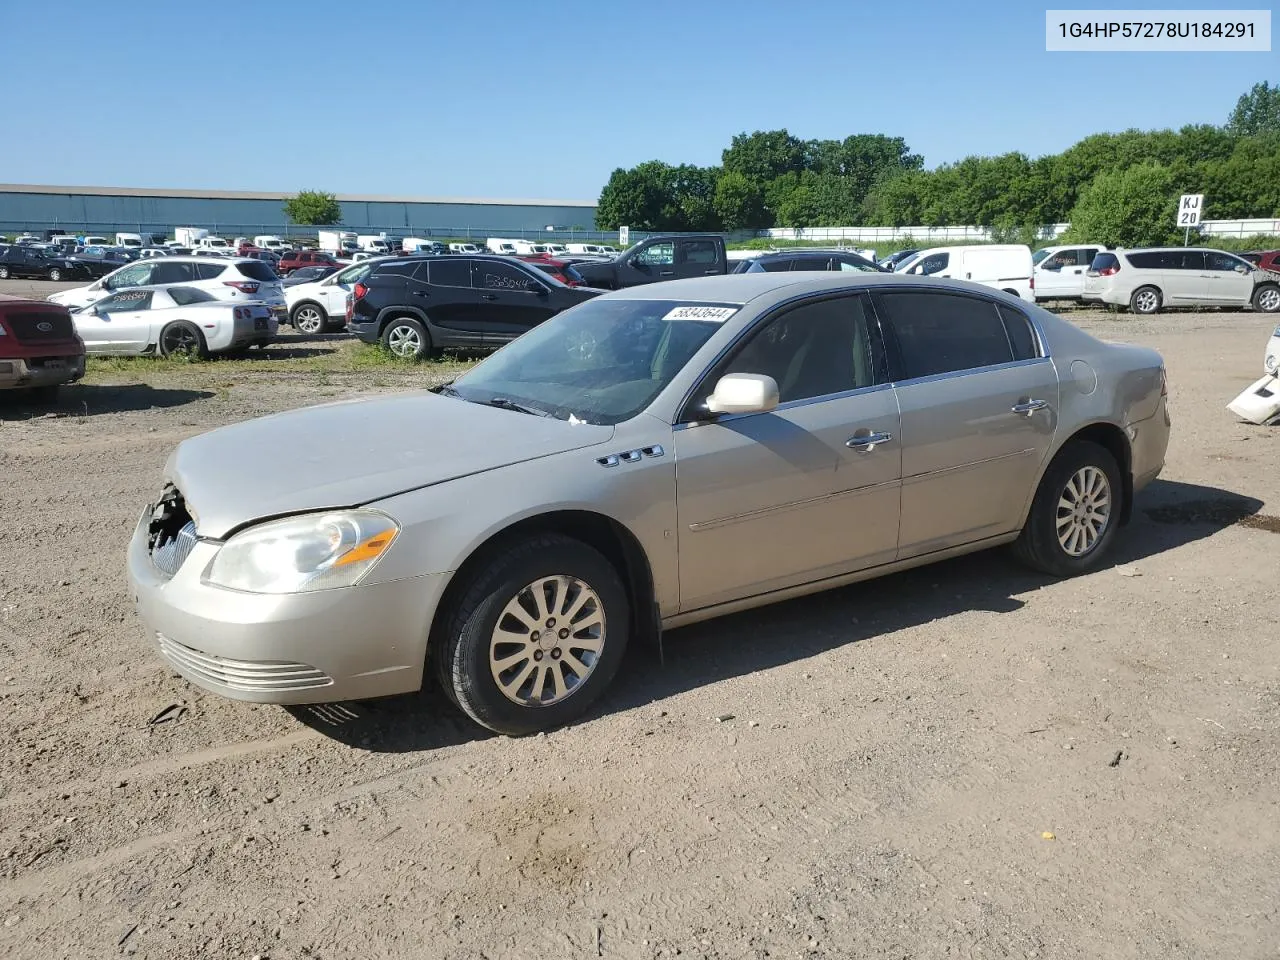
277;250;340;276
517;254;586;286
0;299;86;402
1243;250;1280;274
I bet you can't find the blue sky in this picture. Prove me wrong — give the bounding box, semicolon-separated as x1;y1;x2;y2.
0;1;1270;199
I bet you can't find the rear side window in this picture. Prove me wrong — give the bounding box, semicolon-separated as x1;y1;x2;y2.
428;259;472;287
150;261;197;284
194;262;227;280
875;291;1014;379
756;259;790;273
1091;252;1119;272
237;261;278;282
681;240;719;264
375;261;424;279
998;305;1040;361
168;287;217;306
788;257;831;271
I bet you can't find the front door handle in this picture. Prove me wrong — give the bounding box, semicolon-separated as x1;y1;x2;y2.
1011;398;1048;416
659;270;674;277
481;293;498;301
846;431;894;451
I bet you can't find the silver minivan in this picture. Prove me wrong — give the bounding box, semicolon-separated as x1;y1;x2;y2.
1083;247;1280;315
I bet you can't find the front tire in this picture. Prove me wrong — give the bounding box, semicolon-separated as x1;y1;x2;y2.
1253;283;1280;313
48;268;63;281
1130;285;1162;315
433;535;630;735
158;320;208;359
291;302;327;334
381;316;430;359
1013;440;1123;577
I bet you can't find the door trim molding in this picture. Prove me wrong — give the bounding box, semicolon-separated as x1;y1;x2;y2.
687;477;900;532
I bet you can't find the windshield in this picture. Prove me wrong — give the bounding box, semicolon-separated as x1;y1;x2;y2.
448;298;738;425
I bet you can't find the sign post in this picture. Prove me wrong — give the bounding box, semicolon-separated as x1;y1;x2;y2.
619;225;630;248
1177;194;1203;245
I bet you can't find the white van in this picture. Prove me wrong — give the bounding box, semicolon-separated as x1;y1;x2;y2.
1032;244;1107;301
511;240;549;255
566;243;603;255
898;244;1034;302
448;242;481;254
486;238;518;255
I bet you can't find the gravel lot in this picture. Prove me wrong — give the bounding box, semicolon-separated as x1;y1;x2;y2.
1;278;1278;959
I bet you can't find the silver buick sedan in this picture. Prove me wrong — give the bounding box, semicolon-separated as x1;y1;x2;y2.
128;274;1171;734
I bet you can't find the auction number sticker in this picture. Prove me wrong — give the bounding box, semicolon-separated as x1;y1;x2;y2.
663;305;738;322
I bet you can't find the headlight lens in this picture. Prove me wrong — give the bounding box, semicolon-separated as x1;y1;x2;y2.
1267;352;1279;374
203;510;399;594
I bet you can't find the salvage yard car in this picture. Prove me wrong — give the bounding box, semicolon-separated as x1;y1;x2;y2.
128;273;1170;736
285;259;381;333
1084;247;1280;314
0;244;95;281
0;298;85;401
571;235;731;290
71;285;276;357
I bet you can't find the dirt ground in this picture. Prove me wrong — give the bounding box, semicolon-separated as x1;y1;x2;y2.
1;278;1278;960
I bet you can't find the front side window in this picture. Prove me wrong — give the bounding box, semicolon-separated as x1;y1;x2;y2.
911;252;949;275
875;291;1016;379
104;263;153;289
836;255;880;273
787;257;832;271
449;299;734;425
475;261;544;292
708;295;880;406
96;290;154;313
634;242;674;267
1205;251;1247;272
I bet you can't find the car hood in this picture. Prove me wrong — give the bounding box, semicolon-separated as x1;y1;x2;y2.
166;391;615;538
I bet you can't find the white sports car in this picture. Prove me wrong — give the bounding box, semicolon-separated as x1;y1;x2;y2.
71;285;277;357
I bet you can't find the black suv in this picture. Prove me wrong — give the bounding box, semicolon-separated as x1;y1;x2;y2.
732;250;884;274
0;245;95;282
348;255;601;359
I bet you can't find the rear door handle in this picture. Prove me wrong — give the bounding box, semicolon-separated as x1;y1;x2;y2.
659;270;674;277
846;431;893;451
1011;399;1048;416
481;293;498;301
412;290;430;297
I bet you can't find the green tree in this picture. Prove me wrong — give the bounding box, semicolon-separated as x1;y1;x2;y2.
283;190;341;225
713;171;769;229
594;161;673;230
1061;163;1179;247
721;130;807;183
1227;81;1280;136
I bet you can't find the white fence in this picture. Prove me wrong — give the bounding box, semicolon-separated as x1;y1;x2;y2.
763;219;1279;242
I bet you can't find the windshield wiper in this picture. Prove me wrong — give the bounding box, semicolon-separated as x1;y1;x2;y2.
483;396;551;417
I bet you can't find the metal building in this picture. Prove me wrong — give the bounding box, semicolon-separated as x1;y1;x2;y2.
0;183;601;240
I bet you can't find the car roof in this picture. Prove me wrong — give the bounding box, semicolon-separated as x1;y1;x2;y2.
603;271;1033;305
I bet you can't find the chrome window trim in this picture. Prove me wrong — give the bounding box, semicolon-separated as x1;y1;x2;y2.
889;355;1054;390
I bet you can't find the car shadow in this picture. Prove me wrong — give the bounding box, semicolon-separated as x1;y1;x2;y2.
0;383;214;419
289;478;1266;753
224;346;336;360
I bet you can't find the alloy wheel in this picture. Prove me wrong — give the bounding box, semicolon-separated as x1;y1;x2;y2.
488;575;606;707
1134;290;1158;313
387;324;422;358
1258;287;1280;312
161;326;199;355
294;306;324;334
1056;465;1112;557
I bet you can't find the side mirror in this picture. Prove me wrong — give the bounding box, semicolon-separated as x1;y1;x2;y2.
705;373;780;416
1235;264;1250;274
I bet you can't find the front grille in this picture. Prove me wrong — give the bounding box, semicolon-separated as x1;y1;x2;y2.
151;521;198;576
157;634;334;692
5;310;74;342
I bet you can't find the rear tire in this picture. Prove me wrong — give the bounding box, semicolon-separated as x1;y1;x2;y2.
381;316;430;360
1012;440;1123;577
432;534;630;735
1253;283;1280;313
1130;285;1162;315
0;267;9;279
158;320;208;359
